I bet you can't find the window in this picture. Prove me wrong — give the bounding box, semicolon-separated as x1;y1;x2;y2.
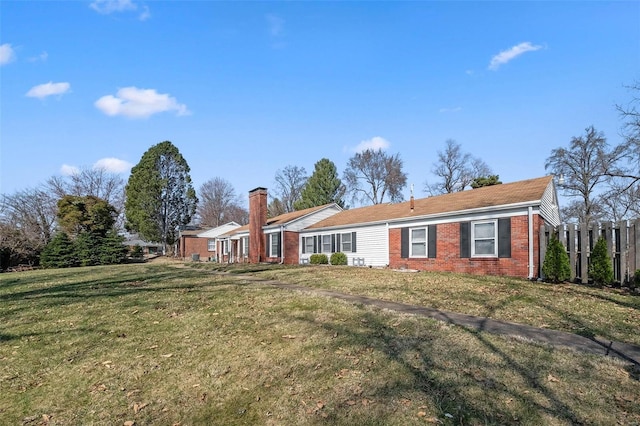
241;237;249;257
221;240;229;255
269;233;280;258
207;239;216;252
472;220;497;257
303;236;315;254
341;233;352;252
322;235;332;253
410;228;427;257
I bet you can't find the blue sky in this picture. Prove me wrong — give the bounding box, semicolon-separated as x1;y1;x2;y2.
1;1;639;207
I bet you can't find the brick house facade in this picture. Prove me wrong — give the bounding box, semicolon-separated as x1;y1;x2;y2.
216;176;560;279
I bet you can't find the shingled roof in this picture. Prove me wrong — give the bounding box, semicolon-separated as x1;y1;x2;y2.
307;176;554;229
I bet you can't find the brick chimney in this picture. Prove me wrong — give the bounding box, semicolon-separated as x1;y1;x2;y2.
248;187;268;263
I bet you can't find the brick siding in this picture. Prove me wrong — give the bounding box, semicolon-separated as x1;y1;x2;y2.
389;215;543;278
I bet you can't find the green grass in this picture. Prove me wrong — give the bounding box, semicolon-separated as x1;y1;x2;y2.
1;263;639;425
214;263;640;346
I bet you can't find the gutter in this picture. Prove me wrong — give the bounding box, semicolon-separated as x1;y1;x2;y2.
280;225;285;264
528;206;535;279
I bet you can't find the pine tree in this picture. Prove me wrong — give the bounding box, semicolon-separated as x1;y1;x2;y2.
40;232;76;268
589;237;614;285
542;235;571;283
294;158;345;210
125;141;197;254
74;232;101;266
98;230;128;265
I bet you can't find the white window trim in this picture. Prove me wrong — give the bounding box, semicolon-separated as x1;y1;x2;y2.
409;227;427;258
322;235;332;253
341;233;352;253
269;233;279;258
303;236;315;254
207;239;216;252
222;240;229;255
471;219;498;257
242;237;249;257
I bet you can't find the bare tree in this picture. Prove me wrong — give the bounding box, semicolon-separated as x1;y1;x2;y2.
267;198;286;218
0;187;57;267
197;177;247;227
424;140;492;195
344;149;407;205
545;126;625;224
273;165;307;213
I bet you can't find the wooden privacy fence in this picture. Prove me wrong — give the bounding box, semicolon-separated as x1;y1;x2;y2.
541;219;640;284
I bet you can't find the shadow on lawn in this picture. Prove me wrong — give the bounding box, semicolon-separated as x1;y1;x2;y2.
291;308;586;425
0;265;237;320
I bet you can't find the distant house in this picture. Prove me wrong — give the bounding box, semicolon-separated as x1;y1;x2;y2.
177;222;241;261
215;176;561;278
123;237;162;256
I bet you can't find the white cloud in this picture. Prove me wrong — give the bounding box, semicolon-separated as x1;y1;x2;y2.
90;0;137;14
353;136;390;153
488;42;542;70
90;0;149;20
26;82;71;99
61;164;80;176
93;157;133;173
95;87;190;119
139;5;151;21
266;14;285;36
28;51;48;63
0;43;16;66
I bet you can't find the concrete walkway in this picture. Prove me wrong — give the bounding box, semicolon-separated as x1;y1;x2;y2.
224;272;640;366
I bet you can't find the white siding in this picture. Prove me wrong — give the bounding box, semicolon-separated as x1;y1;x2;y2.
197;222;241;238
299;223;389;267
540;182;561;226
286;206;343;232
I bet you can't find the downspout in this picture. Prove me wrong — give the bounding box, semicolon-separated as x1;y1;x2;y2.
280;226;285;264
528;206;534;280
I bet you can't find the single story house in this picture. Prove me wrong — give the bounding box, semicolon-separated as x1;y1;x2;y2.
177;222;241;261
123;237;162;256
216;176;561;278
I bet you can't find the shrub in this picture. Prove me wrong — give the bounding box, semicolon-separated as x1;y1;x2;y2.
588;237;614;286
542;236;571;283
330;252;348;265
309;254;328;265
632;269;640;289
131;244;144;259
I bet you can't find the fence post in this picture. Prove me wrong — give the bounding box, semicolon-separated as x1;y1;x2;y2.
634;219;640;277
616;220;631;284
568;224;577;282
580;223;590;284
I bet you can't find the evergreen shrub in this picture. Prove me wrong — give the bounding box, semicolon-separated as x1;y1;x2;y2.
542;236;571;283
589;237;614;286
310;254;328;265
330;252;348;265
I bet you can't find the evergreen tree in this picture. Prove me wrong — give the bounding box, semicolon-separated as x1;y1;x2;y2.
99;230;128;265
40;232;76;268
57;195;117;238
589;237;614;285
542;236;571;283
294;158;345;210
125;141;197;254
74;232;101;267
471;175;502;189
